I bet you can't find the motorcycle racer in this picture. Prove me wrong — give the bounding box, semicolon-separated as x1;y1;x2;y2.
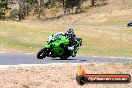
37;29;82;59
65;28;78;57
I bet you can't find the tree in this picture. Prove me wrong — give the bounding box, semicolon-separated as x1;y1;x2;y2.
18;0;38;21
62;0;86;14
37;0;42;19
91;0;96;6
0;0;8;19
91;0;107;6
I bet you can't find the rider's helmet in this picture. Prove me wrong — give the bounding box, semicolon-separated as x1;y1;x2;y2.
66;29;74;34
66;29;75;36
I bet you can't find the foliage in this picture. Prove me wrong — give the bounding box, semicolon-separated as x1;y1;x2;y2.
0;0;109;20
0;0;8;19
63;0;87;14
18;0;38;20
10;8;19;20
43;0;62;9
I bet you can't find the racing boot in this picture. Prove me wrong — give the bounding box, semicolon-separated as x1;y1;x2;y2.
68;46;74;51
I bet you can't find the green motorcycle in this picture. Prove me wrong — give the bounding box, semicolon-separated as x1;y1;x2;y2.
37;32;82;60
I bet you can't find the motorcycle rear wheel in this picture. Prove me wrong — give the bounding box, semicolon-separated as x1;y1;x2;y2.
60;53;70;60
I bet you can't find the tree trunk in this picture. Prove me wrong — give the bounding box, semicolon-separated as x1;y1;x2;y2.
49;0;53;5
37;0;42;19
91;0;95;6
18;0;21;21
62;0;65;13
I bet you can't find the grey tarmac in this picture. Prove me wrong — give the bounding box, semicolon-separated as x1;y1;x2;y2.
0;53;132;65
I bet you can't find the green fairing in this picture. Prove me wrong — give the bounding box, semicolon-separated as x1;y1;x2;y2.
37;32;82;60
45;33;69;57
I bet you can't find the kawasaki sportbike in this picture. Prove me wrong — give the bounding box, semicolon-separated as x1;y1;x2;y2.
37;32;82;60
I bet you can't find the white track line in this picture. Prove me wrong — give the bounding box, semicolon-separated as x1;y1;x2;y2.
0;63;89;69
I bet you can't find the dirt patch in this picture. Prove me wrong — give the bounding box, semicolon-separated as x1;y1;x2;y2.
0;63;132;88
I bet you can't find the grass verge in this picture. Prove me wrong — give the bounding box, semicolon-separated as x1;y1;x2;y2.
0;21;132;57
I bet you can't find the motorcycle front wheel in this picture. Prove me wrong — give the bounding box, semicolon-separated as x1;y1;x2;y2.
37;48;50;59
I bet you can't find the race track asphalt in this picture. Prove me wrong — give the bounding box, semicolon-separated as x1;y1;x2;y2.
0;53;132;65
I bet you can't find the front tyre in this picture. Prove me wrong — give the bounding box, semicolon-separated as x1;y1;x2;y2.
37;48;50;59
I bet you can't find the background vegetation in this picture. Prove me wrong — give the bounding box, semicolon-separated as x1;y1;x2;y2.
0;0;132;57
0;0;107;21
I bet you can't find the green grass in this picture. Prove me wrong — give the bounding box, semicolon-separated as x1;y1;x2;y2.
73;25;132;57
0;21;132;58
0;21;51;52
0;21;68;52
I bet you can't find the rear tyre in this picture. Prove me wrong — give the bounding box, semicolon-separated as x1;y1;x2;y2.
60;46;71;60
37;48;50;59
60;56;68;60
60;53;70;60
